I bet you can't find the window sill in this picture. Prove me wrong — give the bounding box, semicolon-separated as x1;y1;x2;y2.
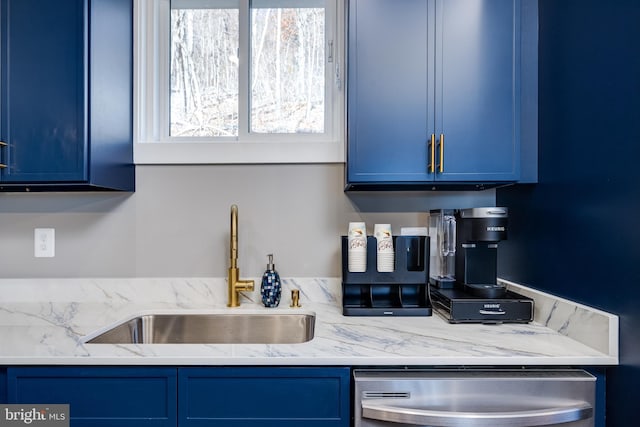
134;140;345;164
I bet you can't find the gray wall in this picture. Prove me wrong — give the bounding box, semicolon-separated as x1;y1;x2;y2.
0;164;494;278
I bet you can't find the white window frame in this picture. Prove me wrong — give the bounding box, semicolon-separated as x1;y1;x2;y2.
134;0;345;164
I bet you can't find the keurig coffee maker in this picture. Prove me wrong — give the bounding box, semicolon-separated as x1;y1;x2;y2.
429;207;533;323
454;207;508;298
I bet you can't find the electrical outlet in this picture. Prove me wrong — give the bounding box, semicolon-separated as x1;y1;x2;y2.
34;228;55;258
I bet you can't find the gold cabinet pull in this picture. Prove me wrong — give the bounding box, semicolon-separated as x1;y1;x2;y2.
428;134;435;173
1;141;6;169
0;141;7;147
437;133;444;173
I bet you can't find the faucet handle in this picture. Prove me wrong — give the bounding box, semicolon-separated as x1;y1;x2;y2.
290;289;301;308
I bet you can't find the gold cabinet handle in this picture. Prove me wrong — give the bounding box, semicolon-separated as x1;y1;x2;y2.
428;134;435;173
1;141;6;168
436;133;444;173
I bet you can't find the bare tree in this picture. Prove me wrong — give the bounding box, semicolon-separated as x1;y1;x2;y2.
171;6;324;136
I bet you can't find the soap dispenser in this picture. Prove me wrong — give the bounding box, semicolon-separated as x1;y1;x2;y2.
260;254;281;307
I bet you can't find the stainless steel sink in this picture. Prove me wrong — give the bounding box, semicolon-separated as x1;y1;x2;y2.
85;312;315;344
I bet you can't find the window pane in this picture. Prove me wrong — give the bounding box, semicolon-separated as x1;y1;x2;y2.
250;1;325;134
170;2;239;137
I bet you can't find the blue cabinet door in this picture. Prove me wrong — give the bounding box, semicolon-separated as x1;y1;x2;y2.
347;0;521;187
435;0;520;182
0;0;134;191
6;367;177;427
0;368;6;404
347;0;434;184
85;0;135;192
0;0;86;183
178;367;350;427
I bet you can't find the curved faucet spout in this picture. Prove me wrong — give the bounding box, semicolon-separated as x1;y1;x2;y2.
228;204;254;307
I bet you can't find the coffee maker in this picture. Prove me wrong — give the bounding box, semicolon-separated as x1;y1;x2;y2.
429;207;533;323
454;207;508;298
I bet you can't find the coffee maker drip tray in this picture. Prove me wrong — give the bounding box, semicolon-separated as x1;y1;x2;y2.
430;287;533;324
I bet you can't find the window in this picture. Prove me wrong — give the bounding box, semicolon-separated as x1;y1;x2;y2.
135;0;345;164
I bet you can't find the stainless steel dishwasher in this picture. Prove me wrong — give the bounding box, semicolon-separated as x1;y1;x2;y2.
354;370;596;427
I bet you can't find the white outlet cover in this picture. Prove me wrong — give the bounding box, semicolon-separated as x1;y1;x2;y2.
34;228;55;258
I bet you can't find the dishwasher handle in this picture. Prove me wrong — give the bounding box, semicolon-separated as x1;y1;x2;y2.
362;401;593;427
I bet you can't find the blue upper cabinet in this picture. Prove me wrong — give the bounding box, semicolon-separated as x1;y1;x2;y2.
0;0;134;191
347;0;433;185
435;0;519;182
347;0;530;190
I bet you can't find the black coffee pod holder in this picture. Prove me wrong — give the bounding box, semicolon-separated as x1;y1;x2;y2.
341;235;432;316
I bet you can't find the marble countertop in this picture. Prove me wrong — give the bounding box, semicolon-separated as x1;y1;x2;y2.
0;278;618;366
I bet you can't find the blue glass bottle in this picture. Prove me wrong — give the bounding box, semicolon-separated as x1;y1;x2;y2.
260;254;281;307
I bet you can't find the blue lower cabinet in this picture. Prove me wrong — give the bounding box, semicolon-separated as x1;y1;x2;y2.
588;368;606;427
178;367;350;427
6;367;177;427
0;368;6;403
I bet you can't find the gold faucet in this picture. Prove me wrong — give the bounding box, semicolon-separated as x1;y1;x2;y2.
228;204;255;307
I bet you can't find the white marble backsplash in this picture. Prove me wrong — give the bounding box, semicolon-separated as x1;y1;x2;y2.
500;278;618;357
0;277;338;305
